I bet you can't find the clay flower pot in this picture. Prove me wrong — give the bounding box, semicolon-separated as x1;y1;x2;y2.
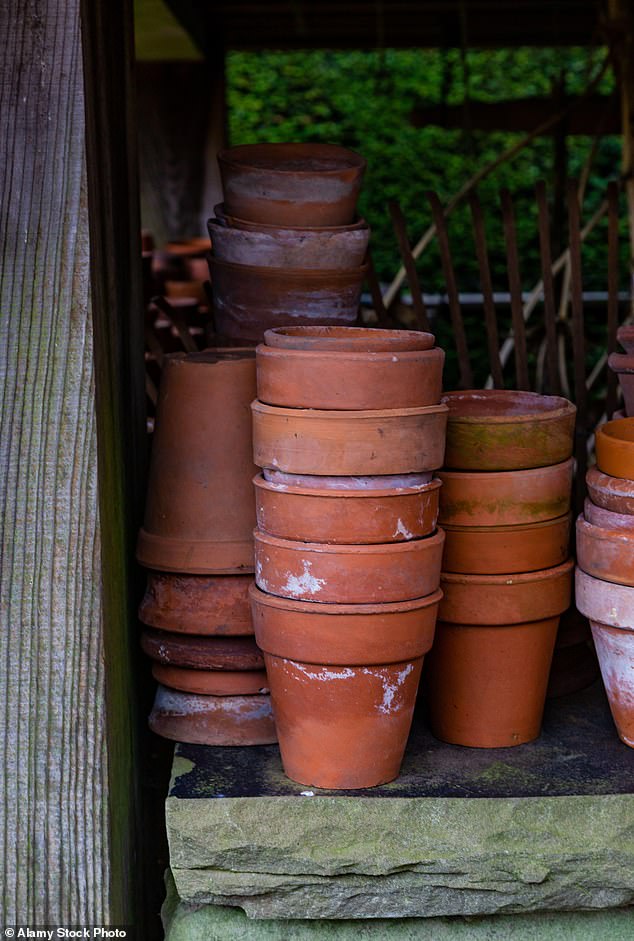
208;257;368;345
207;217;370;269
254;473;440;544
217;142;366;227
441;513;571;575
137;351;258;574
264;325;434;352
586;465;634;516
138;571;254;635
595;418;634;479
255;343;444;410
140;629;264;670
214;202;368;234
151;663;269;696
263;468;432;489
254;528;444;603
576;514;634;586
617;324;634;354
252;402;449;475
149;685;277;745
442;390;576;471
438;459;574;526
608;352;634;417
583;498;634;532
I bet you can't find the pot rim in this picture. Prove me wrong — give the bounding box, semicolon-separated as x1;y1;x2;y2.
438;457;574;483
586;464;634;498
163;349;256;368
608;351;634;374
254;527;445;555
576;513;634;543
440;558;574;586
209;255;369;278
249;582;443;614
255;343;443;364
217;142;366;175
212;205;369;233
208;215;370;238
596;417;634;444
443;512;571;534
263;324;434;351
253;472;442;499
251;400;449;420
442;389;576;424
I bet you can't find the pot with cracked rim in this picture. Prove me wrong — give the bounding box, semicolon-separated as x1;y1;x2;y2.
148;685;277;745
138;571;254;635
151;663;269;696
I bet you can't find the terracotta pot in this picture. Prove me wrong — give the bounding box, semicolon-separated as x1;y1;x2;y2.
439;559;573;625
207;217;369;269
438;459;574;526
583;498;634;531
140;629;263;670
262;469;432;489
217;142;366;227
254;528;444;603
617;323;634;354
149;685;277;745
214;202;368;234
255;343;444;410
576;514;634;586
137;351;258;574
442;390;576;471
250;583;441;664
595;418;634;479
254;473;441;544
441;513;571;575
586;465;634;516
138;571;254;635
208;257;367;345
252;402;448;475
264;325;434;352
151;663;269;696
608;352;634;417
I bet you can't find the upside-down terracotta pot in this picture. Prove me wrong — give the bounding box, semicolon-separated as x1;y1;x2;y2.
576;514;634;586
151;663;269;696
252;402;449;475
254;528;444;603
149;685;277;745
442;390;576;471
138;572;254;635
583;498;634;532
575;567;634;747
137;351;258;574
208;257;367;345
438;459;574;526
254;473;441;544
217;142;366;227
608;352;634;417
207;217;370;269
255;343;444;410
441;513;571;575
140;629;264;670
264;325;434;352
595;418;634;479
586;465;634;516
617;324;634;354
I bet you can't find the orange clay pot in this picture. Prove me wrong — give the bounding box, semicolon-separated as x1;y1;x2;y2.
252;402;448;475
586;464;634;516
441;513;571;575
149;685;277;745
595;418;634;479
137;351;257;574
140;629;263;670
254;528;444;603
442;390;576;471
138;572;254;635
253;473;440;544
576;514;634;586
255;343;444;410
249;583;441;664
263;325;435;352
151;663;269;696
217;142;366;227
438;458;574;526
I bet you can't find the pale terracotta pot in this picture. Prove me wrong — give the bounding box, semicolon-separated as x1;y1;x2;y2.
608;352;634;417
140;629;263;670
263;325;435;352
254;473;441;544
151;663;269;696
442;390;576;471
595;418;634;479
255;343;444;410
149;685;277;745
583;498;634;531
138;571;254;635
576;514;634;586
441;513;571;575
252;401;449;476
586;465;634;516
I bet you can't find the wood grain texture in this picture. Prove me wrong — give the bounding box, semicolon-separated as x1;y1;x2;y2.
0;0;108;921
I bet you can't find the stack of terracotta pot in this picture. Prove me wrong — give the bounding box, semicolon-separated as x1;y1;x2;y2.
577;415;634;748
207;142;369;345
426;390;576;748
137;350;276;746
249;324;448;788
608;325;634;418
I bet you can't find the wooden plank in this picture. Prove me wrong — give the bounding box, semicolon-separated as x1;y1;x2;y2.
606;181;621;418
535;181;561;394
567;180;588;510
388;201;431;332
468;191;504;388
500;189;530;391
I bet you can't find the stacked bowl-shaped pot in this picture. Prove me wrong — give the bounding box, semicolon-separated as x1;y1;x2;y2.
250;325;448;788
137;349;276;745
426;390;576;748
608;324;634;418
207;142;369;345
577;416;634;747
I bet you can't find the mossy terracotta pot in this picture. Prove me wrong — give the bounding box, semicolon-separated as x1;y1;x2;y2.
138;571;254;635
207;216;370;269
252;402;449;475
576;514;634;586
137;350;257;574
586;465;634;516
442;390;576;471
608;352;634;417
149;685;277;745
583;498;634;532
255;343;444;410
595;418;634;479
140;629;263;670
217;142;366;226
254;528;444;603
253;473;441;544
208;257;367;345
151;663;269;696
618;324;634;354
438;458;574;526
441;513;571;575
264;324;434;352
